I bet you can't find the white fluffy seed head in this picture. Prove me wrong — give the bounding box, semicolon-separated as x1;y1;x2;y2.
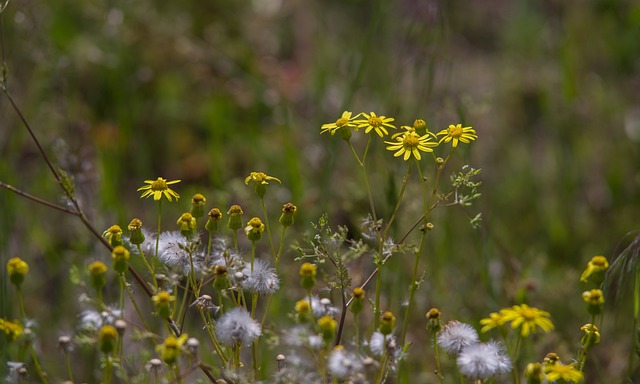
215;308;262;346
457;341;512;379
437;321;479;355
328;347;363;379
241;259;280;294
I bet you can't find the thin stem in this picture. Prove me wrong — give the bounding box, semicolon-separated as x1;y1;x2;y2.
260;197;277;260
136;244;157;288
200;311;228;364
381;160;413;240
119;274;126;313
155;199;162;273
374;258;382;330
400;231;427;345
433;334;445;383
0;181;79;214
64;351;74;382
124;276;150;331
103;354;112;384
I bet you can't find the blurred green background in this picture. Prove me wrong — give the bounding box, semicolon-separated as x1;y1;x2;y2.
1;0;640;381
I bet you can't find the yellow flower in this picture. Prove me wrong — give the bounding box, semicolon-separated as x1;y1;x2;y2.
137;177;181;201
354;112;396;137
384;127;437;161
7;257;29;286
0;318;23;341
499;304;554;337
156;334;189;365
437;123;478;147
544;362;584;382
244;217;265;241
320;111;358;135
99;325;118;354
103;225;123;246
245;171;282;185
580;255;609;283
480;312;506;333
580;323;600;348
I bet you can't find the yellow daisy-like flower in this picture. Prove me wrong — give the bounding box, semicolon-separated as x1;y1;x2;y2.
320;111;358;135
384;127;437;161
354;112;396;137
544;362;584;383
437;123;478;148
137;177;181;202
480;312;506;333
499;304;554;337
245;172;281;185
0;318;23;341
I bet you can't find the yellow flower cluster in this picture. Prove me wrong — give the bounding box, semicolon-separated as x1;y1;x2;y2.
320;111;477;161
481;304;554;337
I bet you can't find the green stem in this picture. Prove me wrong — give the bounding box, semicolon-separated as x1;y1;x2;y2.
374;258;382;330
124;276;150;331
64;351;74;382
260;197;277;260
251;241;256;272
381;160;413;240
17;288;48;383
400;231;427;345
154;199;162;274
232;230;238;252
103;354;112;384
433;334;445;383
137;244;157;289
119;273;126;313
275;225;287;271
252;339;259;380
512;335;522;384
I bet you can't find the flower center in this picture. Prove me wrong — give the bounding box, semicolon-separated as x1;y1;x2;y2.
521;308;536;320
448;124;463;138
336;117;348;127
403;133;420;148
369;116;382;127
151;178;168;191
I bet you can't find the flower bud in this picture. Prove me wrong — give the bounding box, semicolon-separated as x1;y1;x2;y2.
413;118;427;136
279;203;297;227
580;323;600;350
177;212;196;238
582;289;604;315
299;263;317;291
190;194;206;218
103;225;123;247
318;316;337;343
295;299;312;323
157;334;188;365
245;217;265;242
212;266;229;291
227;205;244;231
112;245;130;274
127;218;145;245
339;126;352;141
349;287;365;315
152;291;174;318
426;307;443;333
205;208;222;233
580;255;609;286
380;311;396;335
7;257;29;287
524;362;544;384
98;325;118;354
88;261;108;291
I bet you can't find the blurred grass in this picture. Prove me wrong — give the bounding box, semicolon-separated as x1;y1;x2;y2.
1;0;640;381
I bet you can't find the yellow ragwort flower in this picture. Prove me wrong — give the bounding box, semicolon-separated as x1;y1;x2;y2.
437;123;478;148
544;362;584;382
499;304;554;337
354;112;396;137
137;177;181;202
480;312;506;333
320;111;358;135
0;318;23;341
384;127;437;161
245;172;282;185
580;255;609;283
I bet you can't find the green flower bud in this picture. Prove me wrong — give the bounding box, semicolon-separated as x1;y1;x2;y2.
245;217;265;242
426;308;443;334
582;289;604;315
205;208;222;233
279;203;297;227
295;299;312;323
7;257;29;287
112;245;130;274
380;311;395;335
349;287;365;316
318;316;337;343
88;261;108;292
99;325;118;354
213;265;229;291
177;212;196;238
103;225;123;247
153;291;174;318
190;194;206;218
300;263;317;291
227;205;244;231
127;218;145;245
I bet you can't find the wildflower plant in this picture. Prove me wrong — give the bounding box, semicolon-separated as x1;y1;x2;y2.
0;17;626;380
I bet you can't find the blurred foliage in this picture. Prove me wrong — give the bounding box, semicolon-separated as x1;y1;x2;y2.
1;0;640;381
